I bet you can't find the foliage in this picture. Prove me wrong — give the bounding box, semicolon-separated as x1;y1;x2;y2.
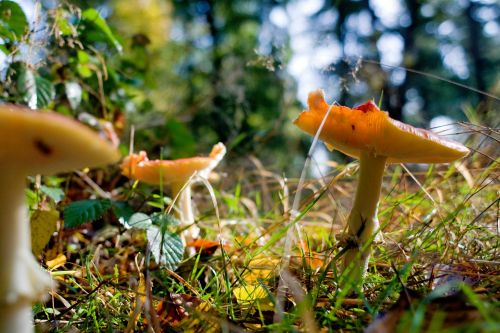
0;1;28;43
126;212;184;270
63;199;114;228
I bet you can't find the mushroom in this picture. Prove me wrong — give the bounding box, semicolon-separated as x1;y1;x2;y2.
294;90;469;285
0;104;120;332
120;143;226;240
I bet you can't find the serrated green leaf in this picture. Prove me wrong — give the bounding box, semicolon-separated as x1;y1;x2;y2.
82;8;122;53
34;75;55;108
126;212;152;230
17;66;55;109
64;199;112;228
40;185;65;204
0;1;28;41
17;66;36;108
146;226;184;270
151;213;181;228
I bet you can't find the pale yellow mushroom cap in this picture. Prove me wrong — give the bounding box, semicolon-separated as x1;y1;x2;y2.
294;90;470;164
0;104;121;174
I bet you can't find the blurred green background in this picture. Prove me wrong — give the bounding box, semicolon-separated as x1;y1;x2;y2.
1;0;498;171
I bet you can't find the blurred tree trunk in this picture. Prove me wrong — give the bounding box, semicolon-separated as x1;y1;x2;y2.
336;1;349;106
465;0;487;112
390;0;421;121
205;0;231;141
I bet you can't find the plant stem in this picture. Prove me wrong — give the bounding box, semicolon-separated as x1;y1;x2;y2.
0;171;52;333
342;151;387;285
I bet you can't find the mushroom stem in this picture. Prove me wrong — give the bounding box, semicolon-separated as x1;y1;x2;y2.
0;304;33;333
0;171;52;333
171;181;199;240
342;151;387;285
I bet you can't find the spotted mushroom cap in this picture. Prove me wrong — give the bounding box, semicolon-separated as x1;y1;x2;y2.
0;104;121;174
294;90;470;164
121;142;226;185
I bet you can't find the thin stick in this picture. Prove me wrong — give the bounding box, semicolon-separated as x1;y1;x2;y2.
129;125;135;155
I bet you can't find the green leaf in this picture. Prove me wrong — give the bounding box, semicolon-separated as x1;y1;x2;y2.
0;1;28;41
34;76;55;108
126;212;152;230
64;199;112;228
122;212;184;269
77;50;90;63
55;8;75;36
40;185;65;204
17;66;55;109
111;201;135;226
25;188;38;208
76;63;93;78
0;43;8;55
151;213;181;228
146;226;184;270
82;9;122;53
76;51;93;78
17;66;36;108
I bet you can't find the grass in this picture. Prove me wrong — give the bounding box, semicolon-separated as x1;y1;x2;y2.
34;122;499;332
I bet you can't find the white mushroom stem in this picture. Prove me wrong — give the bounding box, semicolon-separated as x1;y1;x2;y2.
342;151;387;285
0;170;52;333
171;181;200;241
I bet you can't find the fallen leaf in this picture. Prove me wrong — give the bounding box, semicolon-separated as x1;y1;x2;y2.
46;253;67;270
127;268;147;330
155;293;217;331
233;284;274;314
31;209;59;256
187;239;220;256
242;256;279;284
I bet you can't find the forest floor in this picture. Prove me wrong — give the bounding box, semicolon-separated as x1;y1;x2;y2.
34;122;499;333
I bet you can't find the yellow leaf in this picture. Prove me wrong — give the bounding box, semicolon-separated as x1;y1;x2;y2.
243;256;279;284
233;284;274;311
127;268;146;330
46;253;66;270
30;209;59;256
136;271;147;307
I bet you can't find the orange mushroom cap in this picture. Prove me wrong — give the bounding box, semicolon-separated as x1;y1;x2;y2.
121;143;226;185
294;90;470;164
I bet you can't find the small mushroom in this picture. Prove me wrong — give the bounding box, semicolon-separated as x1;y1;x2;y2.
0;104;120;332
294;90;469;285
120;143;226;240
